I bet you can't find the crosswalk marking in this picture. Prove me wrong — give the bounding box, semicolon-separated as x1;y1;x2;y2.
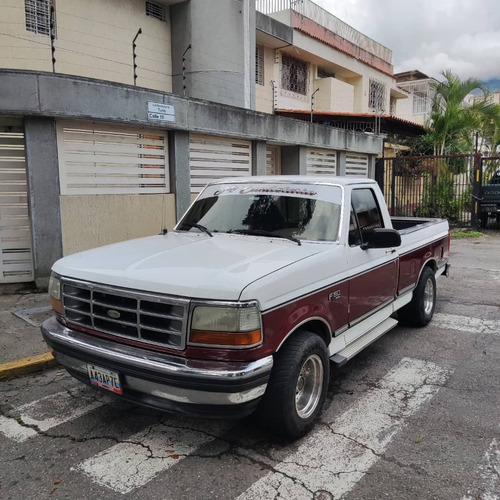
75;419;232;494
0;389;105;442
433;313;500;335
237;357;451;500
462;432;500;500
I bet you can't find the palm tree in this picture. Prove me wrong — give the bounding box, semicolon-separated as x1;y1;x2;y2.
427;70;493;155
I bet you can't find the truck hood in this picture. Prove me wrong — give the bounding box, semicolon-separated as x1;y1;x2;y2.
52;232;324;300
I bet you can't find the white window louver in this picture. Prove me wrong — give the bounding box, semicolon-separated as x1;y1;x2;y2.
345;153;369;177
146;1;166;21
56;122;169;195
189;134;252;194
266;146;280;175
306;148;337;176
0;132;34;283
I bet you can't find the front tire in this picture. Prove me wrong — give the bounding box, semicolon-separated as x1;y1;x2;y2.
398;266;436;327
257;330;329;439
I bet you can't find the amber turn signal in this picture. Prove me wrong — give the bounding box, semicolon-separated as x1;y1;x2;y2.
189;329;261;347
50;296;63;315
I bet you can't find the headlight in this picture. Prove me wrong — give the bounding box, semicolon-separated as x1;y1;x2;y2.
48;274;63;314
189;304;262;348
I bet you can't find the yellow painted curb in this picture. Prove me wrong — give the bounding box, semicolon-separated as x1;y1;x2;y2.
0;352;58;380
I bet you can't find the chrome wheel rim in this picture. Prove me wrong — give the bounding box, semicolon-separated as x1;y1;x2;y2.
295;354;324;419
423;279;434;316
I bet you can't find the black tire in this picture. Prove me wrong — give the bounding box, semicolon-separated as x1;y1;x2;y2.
257;330;329;439
398;266;436;327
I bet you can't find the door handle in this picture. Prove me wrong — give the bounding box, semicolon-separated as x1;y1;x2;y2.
385;249;396;254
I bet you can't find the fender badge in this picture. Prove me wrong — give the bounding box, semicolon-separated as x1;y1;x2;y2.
328;291;341;301
107;309;121;319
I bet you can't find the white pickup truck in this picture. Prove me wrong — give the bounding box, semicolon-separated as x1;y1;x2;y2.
42;176;450;438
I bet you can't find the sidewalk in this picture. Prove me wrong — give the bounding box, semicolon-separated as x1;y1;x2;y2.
0;287;57;379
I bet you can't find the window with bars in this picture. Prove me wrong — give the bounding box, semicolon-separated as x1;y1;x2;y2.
25;0;53;36
369;79;386;112
255;46;264;85
282;54;308;95
146;1;166;21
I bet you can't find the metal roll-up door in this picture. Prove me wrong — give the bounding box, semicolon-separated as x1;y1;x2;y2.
0;131;34;283
266;146;281;175
189;134;252;193
346;153;369;177
56;122;169;195
306;148;337;176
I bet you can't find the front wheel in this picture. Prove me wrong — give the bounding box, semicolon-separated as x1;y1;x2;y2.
257;330;329;439
398;266;436;327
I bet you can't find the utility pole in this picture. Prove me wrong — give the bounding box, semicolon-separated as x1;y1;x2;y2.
133;28;142;86
182;44;192;97
310;88;319;122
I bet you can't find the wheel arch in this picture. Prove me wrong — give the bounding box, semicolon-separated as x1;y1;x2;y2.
275;317;332;352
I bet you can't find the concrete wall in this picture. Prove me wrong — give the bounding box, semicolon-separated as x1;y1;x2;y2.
0;0;171;92
60;194;177;255
171;0;255;108
0;71;382;154
255;46;275;114
315;77;354;113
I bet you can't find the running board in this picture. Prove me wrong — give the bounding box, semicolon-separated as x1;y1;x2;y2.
330;317;398;366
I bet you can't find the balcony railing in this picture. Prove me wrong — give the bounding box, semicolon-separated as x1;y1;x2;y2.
256;0;392;64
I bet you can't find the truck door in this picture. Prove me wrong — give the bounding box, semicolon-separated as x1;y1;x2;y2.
347;188;398;326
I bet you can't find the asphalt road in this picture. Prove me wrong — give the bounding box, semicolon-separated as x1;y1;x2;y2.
1;233;499;500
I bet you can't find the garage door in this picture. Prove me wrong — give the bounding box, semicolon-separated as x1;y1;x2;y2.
189;134;252;193
56;122;169;195
306;148;337;176
0;131;34;283
345;153;369;177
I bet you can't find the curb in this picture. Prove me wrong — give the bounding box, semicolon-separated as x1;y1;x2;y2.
0;352;58;380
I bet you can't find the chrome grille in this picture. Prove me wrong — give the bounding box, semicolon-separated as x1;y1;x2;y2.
61;279;189;350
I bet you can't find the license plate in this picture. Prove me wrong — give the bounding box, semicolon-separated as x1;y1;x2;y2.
87;364;122;394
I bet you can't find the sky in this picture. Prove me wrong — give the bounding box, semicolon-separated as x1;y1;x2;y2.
314;0;500;89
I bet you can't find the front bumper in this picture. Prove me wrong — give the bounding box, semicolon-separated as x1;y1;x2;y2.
41;316;273;418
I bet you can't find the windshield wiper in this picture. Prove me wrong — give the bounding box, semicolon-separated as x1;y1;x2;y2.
228;228;301;246
181;222;213;237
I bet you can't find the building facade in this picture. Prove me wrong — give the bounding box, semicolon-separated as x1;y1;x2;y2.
0;0;405;286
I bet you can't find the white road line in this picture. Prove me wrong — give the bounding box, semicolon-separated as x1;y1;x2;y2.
433;313;500;335
75;419;232;494
237;357;451;500
462;434;500;500
0;415;38;442
0;389;105;442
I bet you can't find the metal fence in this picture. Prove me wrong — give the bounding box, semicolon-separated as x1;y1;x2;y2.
378;154;474;226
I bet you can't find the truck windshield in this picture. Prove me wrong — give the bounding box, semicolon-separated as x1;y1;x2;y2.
177;193;341;242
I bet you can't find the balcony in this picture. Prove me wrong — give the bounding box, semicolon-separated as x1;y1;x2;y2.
256;0;393;75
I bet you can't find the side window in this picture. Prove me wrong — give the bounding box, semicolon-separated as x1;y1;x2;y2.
350;189;383;246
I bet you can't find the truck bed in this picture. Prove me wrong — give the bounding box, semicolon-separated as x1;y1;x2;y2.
391;217;447;235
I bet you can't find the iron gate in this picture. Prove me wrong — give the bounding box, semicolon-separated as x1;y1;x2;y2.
376;154;474;227
479;156;500;229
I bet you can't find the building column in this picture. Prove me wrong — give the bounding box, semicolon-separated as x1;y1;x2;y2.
281;146;307;175
337;150;347;176
368;154;377;179
24;117;63;289
169;130;191;221
252;140;267;176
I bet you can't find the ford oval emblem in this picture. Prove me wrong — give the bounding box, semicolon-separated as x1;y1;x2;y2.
107;309;121;319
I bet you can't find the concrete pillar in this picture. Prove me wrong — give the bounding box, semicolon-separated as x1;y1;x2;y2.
281;146;307;175
337;150;347;176
24;117;63;288
367;154;377;179
169;130;191;221
252;140;267;176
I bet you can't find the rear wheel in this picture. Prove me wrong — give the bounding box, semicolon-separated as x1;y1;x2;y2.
398;266;436;327
257;330;329;439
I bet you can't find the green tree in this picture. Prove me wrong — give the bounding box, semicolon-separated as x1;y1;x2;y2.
427;70;497;155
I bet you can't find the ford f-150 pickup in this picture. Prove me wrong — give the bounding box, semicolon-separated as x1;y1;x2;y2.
42;176;450;438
